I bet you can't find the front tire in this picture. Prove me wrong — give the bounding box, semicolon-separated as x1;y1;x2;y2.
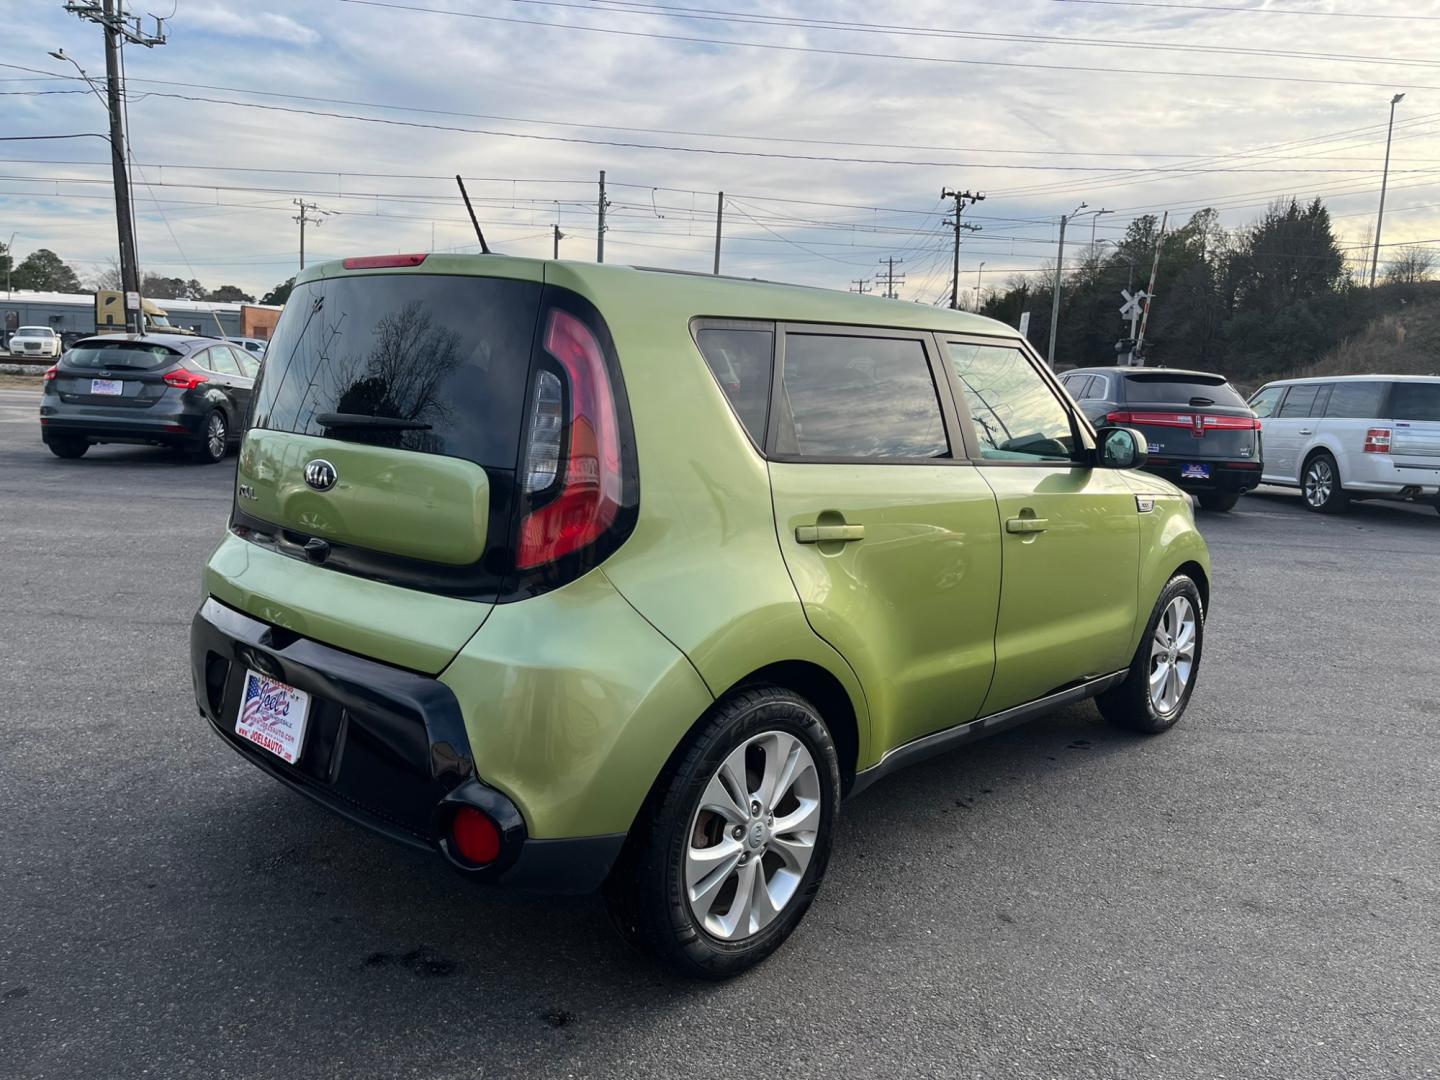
191;410;228;464
1198;492;1239;512
46;437;88;459
1302;452;1349;513
604;686;841;979
1098;575;1204;734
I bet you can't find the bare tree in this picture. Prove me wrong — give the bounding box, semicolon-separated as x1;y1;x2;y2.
1383;244;1437;285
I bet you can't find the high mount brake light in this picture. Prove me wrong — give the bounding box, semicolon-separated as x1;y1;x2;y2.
516;309;623;570
163;368;209;390
1364;427;1392;454
341;253;428;269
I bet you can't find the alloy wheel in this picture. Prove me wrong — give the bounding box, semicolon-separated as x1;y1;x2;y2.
1149;595;1197;715
1304;458;1333;508
206;413;227;460
685;730;821;942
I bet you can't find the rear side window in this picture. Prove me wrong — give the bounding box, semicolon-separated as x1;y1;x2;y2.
251;274;543;468
1083;375;1110;400
695;326;772;445
1062;374;1092;399
949;342;1076;461
1324;381;1386;419
203;347;241;376
63;341;180;370
776;333;948;459
1391;382;1440;422
1277;384;1322;418
1124;375;1247;407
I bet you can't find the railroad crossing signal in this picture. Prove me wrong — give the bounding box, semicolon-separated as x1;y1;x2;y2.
1119;289;1150;319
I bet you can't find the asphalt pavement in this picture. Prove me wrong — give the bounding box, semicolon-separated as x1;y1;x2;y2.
1;385;1436;1080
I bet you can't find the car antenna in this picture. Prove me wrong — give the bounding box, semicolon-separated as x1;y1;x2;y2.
455;174;492;254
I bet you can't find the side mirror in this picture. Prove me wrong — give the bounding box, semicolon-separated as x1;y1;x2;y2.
1097;426;1148;469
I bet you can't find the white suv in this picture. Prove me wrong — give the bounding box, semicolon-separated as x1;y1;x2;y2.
7;326;62;359
1248;375;1440;515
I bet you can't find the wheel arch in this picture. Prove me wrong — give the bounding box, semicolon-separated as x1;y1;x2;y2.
1174;559;1210;616
729;660;861;793
1300;441;1340;485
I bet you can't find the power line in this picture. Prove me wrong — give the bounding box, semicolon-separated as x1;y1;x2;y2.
1049;0;1440;21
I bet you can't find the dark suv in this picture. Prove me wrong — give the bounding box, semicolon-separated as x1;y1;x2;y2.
1060;366;1262;511
39;334;257;462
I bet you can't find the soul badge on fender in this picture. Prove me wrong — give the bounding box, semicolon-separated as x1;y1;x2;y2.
235;670;311;765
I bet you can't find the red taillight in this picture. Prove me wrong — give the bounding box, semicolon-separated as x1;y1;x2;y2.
163;368;208;390
516;309;623;570
1201;414;1263;430
341;253;428;269
1107;410;1196;428
449;806;501;865
1364;427;1392;454
43;365;58;382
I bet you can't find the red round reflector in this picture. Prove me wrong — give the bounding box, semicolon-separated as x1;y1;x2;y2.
450;806;501;865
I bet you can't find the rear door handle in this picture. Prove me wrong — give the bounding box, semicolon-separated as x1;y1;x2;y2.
1005;517;1049;534
1298;428;1314;435
795;524;865;544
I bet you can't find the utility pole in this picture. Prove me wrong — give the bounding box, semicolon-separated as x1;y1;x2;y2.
1369;92;1405;288
60;1;166;334
293;199;328;271
941;188;985;309
1134;211;1168;366
713;191;724;275
1046;203;1107;368
974;262;986;310
553;224;565;259
877;257;905;299
849;278;873;294
597;170;610;263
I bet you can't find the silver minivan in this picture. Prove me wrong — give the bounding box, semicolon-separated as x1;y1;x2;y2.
1248;375;1440;515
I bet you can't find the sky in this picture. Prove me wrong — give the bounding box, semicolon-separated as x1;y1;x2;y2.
2;0;1440;307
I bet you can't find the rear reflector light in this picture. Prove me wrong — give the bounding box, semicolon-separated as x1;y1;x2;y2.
517;309;622;570
163;369;209;390
450;806;501;865
43;365;58;381
341;253;428;269
1364;427;1392;454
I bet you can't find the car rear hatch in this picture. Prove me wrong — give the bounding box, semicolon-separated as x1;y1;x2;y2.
1386;381;1440;476
53;340;183;408
223;258;546;674
1108;372;1260;467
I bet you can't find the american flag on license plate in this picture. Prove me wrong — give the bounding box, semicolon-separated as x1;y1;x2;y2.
242;676;276;727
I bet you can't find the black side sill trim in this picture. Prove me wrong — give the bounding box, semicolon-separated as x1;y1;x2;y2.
847;670;1129;798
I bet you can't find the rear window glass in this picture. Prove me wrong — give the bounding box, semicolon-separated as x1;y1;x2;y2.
1124;374;1247;407
1324;381;1386;419
695;326;772;445
250;274;543;468
64;342;180;370
1391;382;1440;422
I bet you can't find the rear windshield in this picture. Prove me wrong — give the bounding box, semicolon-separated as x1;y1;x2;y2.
1391;381;1440;422
1124;374;1247;407
64;341;181;370
250;274;542;468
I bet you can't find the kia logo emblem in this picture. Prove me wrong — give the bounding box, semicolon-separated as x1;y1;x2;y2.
304;459;338;491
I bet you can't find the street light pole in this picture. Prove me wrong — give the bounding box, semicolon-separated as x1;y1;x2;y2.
975;262;985;309
5;232;14;298
1369;92;1405;288
1046;204;1106;368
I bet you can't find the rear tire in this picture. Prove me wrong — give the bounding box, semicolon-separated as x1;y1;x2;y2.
46;438;88;460
603;686;840;979
1302;452;1349;513
1197;492;1239;512
190;410;228;464
1098;574;1204;735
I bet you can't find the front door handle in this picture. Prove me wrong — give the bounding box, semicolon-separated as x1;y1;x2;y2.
1005;516;1049;534
795;524;865;544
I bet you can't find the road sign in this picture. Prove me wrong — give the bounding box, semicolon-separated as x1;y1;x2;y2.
125;291;141;311
1119;289;1148;319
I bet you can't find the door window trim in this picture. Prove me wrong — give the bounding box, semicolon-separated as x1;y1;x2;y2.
763;321;970;466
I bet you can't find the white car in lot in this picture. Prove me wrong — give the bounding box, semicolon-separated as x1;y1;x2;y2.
7;326;62;359
1248;375;1440;515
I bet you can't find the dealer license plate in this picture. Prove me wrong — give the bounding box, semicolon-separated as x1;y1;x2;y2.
1181;463;1212;479
90;379;124;396
235;669;311;765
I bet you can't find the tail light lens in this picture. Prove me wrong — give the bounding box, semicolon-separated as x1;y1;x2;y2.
43;365;58;382
1364;427;1392;453
516;309;623;570
1106;410;1195;428
1201;415;1263;430
163;368;209;390
342;253;428;270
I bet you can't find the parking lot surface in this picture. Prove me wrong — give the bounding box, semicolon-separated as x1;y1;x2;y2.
1;385;1436;1080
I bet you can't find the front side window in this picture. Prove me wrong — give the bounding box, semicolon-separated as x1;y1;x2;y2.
1277;384;1321;418
776;333;948;459
1391;381;1440;422
694;325;772;445
948;342;1076;461
1324;381;1385;419
1249;386;1285;418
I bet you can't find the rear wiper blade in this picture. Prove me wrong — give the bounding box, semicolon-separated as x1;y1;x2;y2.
315;411;432;431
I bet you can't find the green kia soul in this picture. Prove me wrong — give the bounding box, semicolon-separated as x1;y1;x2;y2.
190;253;1210;977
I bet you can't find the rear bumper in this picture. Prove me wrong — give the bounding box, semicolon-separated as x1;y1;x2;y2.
190;597;623;893
40;401;202;446
1143;460;1262;494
